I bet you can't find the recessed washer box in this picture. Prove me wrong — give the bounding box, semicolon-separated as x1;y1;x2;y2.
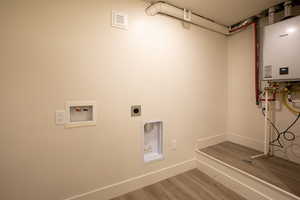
65;101;96;128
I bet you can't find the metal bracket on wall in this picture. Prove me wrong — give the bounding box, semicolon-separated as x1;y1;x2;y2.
183;8;192;21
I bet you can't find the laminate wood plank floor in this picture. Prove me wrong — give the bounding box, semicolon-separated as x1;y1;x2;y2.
111;169;246;200
200;141;300;197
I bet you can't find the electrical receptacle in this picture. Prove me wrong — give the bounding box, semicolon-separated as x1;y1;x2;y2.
171;140;177;150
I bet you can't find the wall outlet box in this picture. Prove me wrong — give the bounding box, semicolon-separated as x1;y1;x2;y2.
131;105;141;117
171;139;177;150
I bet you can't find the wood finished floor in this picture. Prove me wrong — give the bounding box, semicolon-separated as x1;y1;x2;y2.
201;141;300;197
111;169;246;200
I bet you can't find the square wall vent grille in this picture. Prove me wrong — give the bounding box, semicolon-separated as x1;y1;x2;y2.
112;11;128;30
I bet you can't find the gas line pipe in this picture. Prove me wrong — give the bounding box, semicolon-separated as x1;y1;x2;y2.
251;87;271;159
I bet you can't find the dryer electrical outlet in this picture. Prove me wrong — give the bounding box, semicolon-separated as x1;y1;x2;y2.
263;15;300;82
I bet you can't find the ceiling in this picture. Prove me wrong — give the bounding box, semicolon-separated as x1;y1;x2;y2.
149;0;285;26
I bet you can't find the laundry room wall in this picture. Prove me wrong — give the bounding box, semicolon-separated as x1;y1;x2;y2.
0;0;228;199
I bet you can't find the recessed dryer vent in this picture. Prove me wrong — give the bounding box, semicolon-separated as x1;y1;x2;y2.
143;121;163;163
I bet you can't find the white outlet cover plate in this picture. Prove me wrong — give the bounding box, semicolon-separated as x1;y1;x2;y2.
55;110;66;125
171;139;177;150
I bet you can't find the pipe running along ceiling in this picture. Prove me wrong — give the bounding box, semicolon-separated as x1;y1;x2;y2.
146;0;285;26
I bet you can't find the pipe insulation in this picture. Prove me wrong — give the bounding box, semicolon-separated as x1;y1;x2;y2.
146;2;229;35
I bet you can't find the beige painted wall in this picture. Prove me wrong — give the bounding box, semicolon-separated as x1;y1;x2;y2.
0;0;227;199
227;25;265;147
227;23;300;164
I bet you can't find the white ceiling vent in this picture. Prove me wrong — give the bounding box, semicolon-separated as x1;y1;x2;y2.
112;11;128;30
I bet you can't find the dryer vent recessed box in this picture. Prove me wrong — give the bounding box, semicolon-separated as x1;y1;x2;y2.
143;121;163;163
65;101;96;128
263;15;300;82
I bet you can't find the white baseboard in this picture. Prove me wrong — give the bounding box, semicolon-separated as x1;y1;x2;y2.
64;159;196;200
227;133;264;152
196;151;300;200
197;134;226;149
62;133;292;200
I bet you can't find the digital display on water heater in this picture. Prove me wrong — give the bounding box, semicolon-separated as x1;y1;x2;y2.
279;67;289;75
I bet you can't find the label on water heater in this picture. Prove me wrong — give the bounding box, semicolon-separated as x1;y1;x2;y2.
264;65;273;78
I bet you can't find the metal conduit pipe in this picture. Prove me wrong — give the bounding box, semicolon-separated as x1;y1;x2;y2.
284;0;293;19
251;88;271;160
268;7;276;25
145;1;229;35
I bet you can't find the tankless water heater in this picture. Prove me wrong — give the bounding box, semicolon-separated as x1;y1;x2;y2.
263;15;300;82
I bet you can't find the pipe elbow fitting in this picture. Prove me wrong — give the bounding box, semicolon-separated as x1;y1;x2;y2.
146;2;163;16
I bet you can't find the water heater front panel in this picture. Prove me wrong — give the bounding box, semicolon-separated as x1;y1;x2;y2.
263;15;300;81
